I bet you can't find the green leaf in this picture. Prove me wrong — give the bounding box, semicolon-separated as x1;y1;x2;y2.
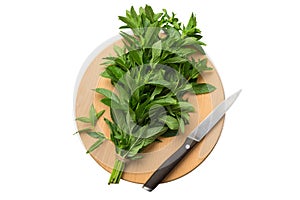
106;65;125;80
178;101;195;112
193;42;206;55
128;50;143;65
101;69;113;79
151;40;162;64
155;96;177;105
113;57;129;71
160;115;179;130
104;118;116;132
129;154;143;160
103;56;116;61
161;130;178;137
94;88;120;103
144;126;167;138
120;31;141;48
73;127;92;135
192;83;216;94
113;45;125;56
144;25;159;47
86;138;106;153
148;79;171;88
176;83;193;94
93;7;217;175
162;56;188;64
127;140;144;157
140;13;151;30
75;117;91;123
145;5;155;23
118;16;137;29
176;48;197;57
130;6;138;21
96;110;105;119
89;104;97;126
181;112;190;124
147;96;177;109
100;98;111;106
150;86;163;100
119;25;130;29
87;132;105;139
159;49;170;60
110;109;129;134
100;69;119;83
186;13;197;30
195;58;212;72
178;118;185;133
154;12;163;21
139;6;145;15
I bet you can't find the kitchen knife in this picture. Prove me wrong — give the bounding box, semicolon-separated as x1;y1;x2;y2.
143;90;241;191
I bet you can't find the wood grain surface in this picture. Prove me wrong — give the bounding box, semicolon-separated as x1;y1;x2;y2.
75;38;225;184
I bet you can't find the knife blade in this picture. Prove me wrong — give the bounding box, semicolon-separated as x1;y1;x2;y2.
142;90;241;192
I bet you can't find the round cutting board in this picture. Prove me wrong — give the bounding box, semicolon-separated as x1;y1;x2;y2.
74;36;225;184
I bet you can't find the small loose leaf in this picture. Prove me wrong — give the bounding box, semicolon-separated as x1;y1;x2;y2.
86;138;106;153
87;132;106;139
75;117;91;123
96;110;105;119
89;104;97;127
192;83;216;94
73;127;92;135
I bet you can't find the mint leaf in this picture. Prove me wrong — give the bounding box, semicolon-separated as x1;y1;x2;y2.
192;83;216;94
89;104;97;127
86;138;106;154
75;117;91;123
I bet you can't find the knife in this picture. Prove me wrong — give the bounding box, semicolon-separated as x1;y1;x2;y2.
142;90;241;191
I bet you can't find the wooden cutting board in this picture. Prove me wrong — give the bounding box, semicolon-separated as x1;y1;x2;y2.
75;38;225;184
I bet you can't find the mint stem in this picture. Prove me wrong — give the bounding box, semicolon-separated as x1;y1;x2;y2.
108;158;126;184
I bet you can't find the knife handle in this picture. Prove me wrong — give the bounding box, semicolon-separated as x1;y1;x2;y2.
143;137;198;192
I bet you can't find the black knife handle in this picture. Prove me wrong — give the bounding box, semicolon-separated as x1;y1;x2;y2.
143;137;198;192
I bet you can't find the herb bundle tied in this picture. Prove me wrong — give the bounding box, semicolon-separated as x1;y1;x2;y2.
76;5;216;184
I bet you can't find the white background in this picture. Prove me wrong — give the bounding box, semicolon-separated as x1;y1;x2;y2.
1;0;299;199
